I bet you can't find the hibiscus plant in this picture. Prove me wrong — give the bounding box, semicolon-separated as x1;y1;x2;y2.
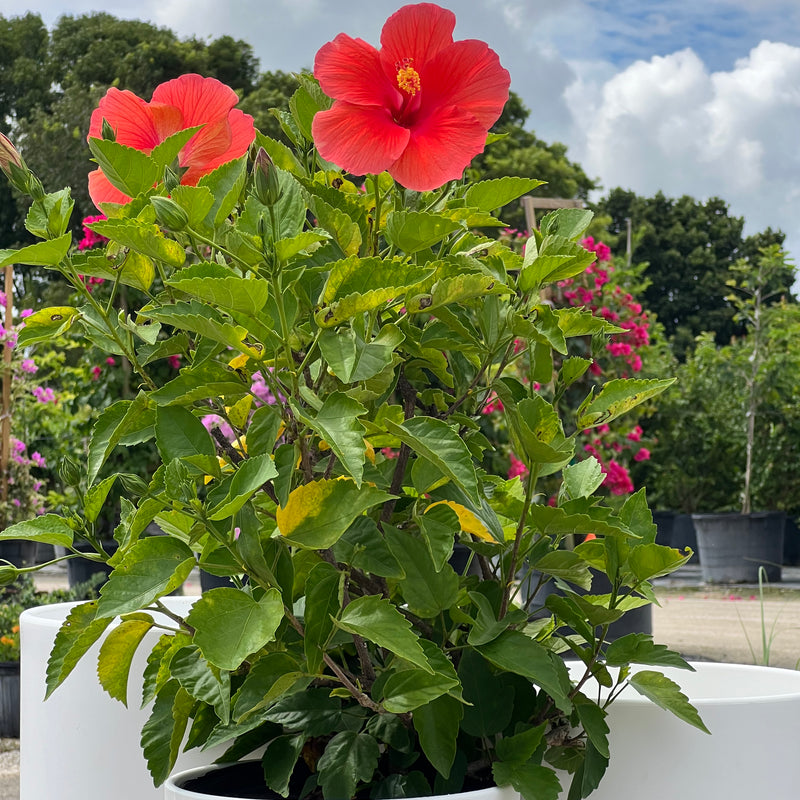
0;4;703;800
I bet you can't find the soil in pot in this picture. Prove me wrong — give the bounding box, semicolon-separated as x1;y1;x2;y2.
180;761;275;799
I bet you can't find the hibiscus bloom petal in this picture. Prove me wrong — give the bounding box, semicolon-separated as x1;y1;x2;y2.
151;74;239;128
182;109;255;184
388;105;487;191
88;168;131;208
380;3;455;73
315;34;398;109
422;39;510;128
313;102;410;177
88;89;160;151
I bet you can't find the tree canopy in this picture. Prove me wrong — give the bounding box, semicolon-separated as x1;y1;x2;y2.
592;189;791;356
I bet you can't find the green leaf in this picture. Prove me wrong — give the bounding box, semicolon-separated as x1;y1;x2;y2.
169;185;215;230
155;406;215;462
246;405;283;457
206;455;279;521
418;502;459;571
198;156;247;227
577;378;676;429
562;457;605;500
336;595;432;673
88;218;185;267
46;601;112;698
83;474;119;524
292;393;367;485
309;195;362;256
406;272;499;314
605;634;693;670
0;514;74;547
74;249;156;292
464;177;545;213
276;479;391;549
170;644;231;723
478;631;572;713
495;723;546;764
629;670;710;733
0;233;71;269
519;236;596;292
167;262;269;318
492;761;562;800
187;587;284;670
382;667;458;713
385;211;462;253
25;188;74;239
304;562;344;675
88;394;151;485
457;649;514;737
275;230;330;262
264;688;343;735
141;680;194;786
319;323;404;383
317;732;380;800
539;208;594;240
88;137;159;197
384;416;480;504
149;362;249;406
619;489;657;543
262;734;305;797
533;551;593;591
97;615;154;705
331;517;405;579
149;126;202;169
385;528;460;618
627;543;692;582
233;652;305;720
16;305;78;347
413;694;464;778
573;694;609;758
97;537;195;616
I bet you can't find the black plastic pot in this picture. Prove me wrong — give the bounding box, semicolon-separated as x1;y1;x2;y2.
0;661;20;738
672;513;699;564
652;511;675;547
0;540;38;568
692;511;785;583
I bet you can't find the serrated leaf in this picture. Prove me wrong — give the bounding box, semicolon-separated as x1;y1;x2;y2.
0;513;74;546
96;537;195;616
384;416;480;503
562;457;605;500
170;644;231;723
167;262;269;317
207;454;279;520
382;667;458;713
335;595;431;673
46;601;112;698
317;732;380;800
492;761;562;800
304;562;343;675
385;211;462;253
627;543;692;582
539;208;594;240
465;177;545;213
406;273;498;314
262;734;305;797
478;631;572;713
0;234;72;269
169;184;215;230
275;230;330;261
577;378;676;429
629;670;710;733
97;616;154;705
16;305;78;347
149;126;203;169
605;634;693;669
141;680;194;785
319;323;404;383
88;137;160;197
149;362;248;406
331;517;405;579
309;195;361;256
276;479;391;549
88;218;185;267
413;694;463;778
198;156;247;227
154;405;216;462
187;587;284;670
72;249;156;292
292;393;367;484
233;652;305;720
573;694;609;758
88;393;150;485
533;551;593;590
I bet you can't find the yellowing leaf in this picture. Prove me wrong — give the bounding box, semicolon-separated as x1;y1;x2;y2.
427;501;493;542
228;353;250;370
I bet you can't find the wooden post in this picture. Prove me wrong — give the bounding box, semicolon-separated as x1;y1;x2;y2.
1;264;12;521
520;196;585;232
626;217;632;267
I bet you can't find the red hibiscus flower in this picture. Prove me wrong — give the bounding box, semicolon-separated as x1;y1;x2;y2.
87;74;255;208
312;3;510;192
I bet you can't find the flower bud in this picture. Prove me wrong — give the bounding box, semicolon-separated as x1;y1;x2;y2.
58;455;82;488
118;473;149;497
151;196;189;231
101;118;116;142
253;147;281;207
0;565;20;587
0;133;31;193
163;166;180;194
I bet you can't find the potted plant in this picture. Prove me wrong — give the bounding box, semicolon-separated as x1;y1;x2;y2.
1;5;701;800
687;247;798;582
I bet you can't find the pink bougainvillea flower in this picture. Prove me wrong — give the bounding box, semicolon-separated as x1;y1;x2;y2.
312;3;510;191
87;74;256;208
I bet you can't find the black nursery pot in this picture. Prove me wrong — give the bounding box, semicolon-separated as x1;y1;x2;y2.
0;662;20;739
66;540;118;588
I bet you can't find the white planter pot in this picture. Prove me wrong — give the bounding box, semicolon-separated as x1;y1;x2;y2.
164;763;519;800
565;661;800;800
20;597;224;800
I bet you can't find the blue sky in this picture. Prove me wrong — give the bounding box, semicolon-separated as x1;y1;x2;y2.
5;0;800;266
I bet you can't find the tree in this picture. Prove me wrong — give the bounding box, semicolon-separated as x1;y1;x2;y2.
592;189;791;356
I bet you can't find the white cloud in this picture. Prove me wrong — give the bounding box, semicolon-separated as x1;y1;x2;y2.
566;41;800;259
